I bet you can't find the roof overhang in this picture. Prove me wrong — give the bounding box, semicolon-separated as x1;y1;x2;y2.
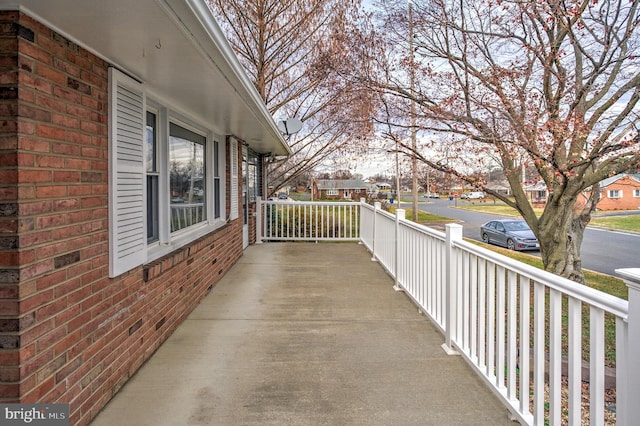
1;0;291;156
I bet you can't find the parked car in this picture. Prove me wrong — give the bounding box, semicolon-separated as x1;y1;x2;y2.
423;192;440;199
480;219;539;251
461;191;485;199
277;192;288;200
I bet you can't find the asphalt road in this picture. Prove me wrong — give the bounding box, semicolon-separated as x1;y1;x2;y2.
398;197;639;277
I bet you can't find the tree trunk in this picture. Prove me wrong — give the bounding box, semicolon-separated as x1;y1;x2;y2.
537;191;598;284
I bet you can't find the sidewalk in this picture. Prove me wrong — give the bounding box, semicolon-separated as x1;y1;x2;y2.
91;243;515;425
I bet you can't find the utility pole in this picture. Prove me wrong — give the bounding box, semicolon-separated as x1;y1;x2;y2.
409;2;418;221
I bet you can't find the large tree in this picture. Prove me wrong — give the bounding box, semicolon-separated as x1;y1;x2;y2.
207;0;374;194
359;0;640;282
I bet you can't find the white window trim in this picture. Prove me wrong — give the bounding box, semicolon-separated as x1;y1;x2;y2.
634;189;640;198
326;189;338;196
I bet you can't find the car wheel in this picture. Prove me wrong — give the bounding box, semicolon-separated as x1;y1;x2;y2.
507;239;516;250
482;233;489;243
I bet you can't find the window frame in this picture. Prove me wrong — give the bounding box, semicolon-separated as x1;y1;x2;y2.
634;189;640;198
145;109;227;261
608;189;622;199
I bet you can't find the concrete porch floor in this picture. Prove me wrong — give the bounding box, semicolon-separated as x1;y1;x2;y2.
91;243;515;425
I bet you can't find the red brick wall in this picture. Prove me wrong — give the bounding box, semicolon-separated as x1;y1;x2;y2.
598;176;640;211
0;12;244;425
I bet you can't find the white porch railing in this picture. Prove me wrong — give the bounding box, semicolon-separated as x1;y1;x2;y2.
258;198;639;425
258;199;360;241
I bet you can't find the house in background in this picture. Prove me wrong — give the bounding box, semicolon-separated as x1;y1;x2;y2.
0;1;289;424
375;182;392;193
311;179;374;200
592;173;640;211
485;180;512;196
524;180;549;204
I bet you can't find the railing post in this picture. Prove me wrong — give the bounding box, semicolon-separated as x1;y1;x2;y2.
393;208;405;291
371;201;381;261
442;223;463;355
256;196;263;244
615;268;640;425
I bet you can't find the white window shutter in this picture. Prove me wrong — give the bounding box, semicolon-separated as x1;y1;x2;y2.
229;139;239;220
108;68;147;277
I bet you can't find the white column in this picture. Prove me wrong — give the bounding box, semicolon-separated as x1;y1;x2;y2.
443;223;463;354
616;268;640;425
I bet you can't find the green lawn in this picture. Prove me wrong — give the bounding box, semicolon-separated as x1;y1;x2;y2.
590;214;640;232
388;207;452;223
455;202;544;217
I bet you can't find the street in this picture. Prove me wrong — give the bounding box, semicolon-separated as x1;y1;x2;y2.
398;198;640;277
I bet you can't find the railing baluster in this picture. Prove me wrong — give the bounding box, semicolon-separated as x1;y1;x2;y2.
589;306;605;425
507;270;517;401
567;297;582;424
533;282;545;425
496;265;506;389
487;262;496;380
519;278;531;418
549;289;562;425
462;251;469;351
478;258;486;370
469;254;478;362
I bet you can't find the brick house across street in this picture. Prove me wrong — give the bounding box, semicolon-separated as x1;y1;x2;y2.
0;1;289;424
311;179;375;200
593;173;640;211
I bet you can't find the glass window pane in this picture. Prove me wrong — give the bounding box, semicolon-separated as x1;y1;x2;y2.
146;111;159;243
146;111;157;173
169;123;206;232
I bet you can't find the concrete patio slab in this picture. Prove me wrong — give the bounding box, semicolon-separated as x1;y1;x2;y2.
91;243;516;425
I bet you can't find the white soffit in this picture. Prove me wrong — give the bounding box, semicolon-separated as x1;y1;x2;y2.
0;0;290;156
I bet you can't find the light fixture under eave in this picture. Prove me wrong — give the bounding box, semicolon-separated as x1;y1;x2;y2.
277;118;303;136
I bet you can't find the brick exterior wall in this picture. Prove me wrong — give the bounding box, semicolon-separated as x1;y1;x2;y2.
598;176;640;211
0;12;245;425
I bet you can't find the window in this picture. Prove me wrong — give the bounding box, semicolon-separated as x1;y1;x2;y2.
634;189;640;198
109;68;227;277
146;111;159;243
326;189;338;196
169;123;206;232
608;189;622;199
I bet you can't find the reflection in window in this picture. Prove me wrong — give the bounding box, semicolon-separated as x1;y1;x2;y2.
169;123;206;232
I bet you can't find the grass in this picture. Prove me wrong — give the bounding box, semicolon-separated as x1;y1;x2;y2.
388;207;452;223
456;202;545;217
590;214;640;232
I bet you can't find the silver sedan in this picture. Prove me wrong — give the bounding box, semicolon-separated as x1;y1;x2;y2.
480;219;539;251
